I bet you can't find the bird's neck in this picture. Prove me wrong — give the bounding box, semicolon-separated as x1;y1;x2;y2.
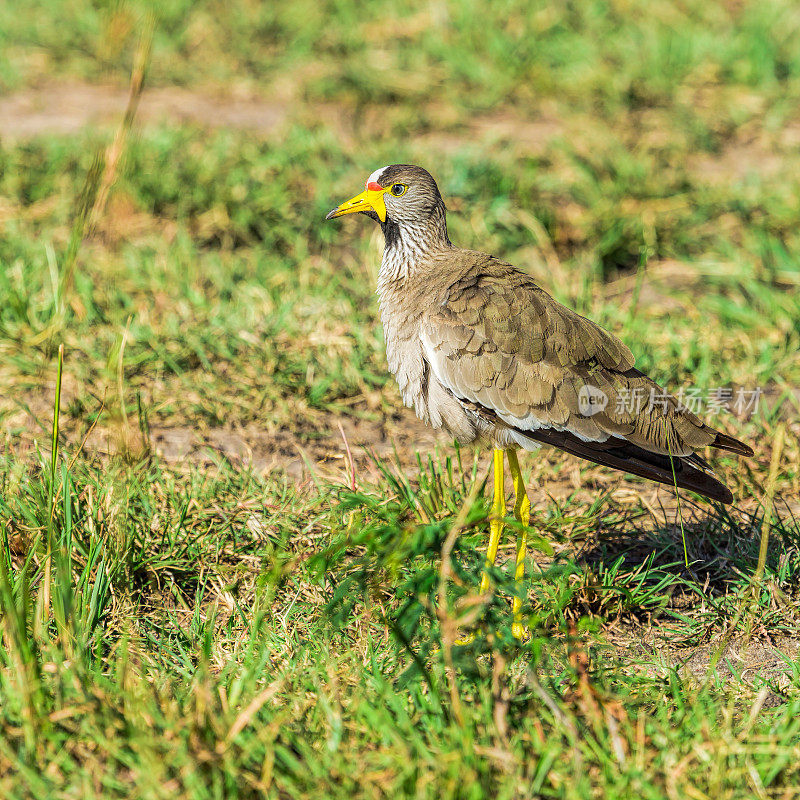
376;206;451;291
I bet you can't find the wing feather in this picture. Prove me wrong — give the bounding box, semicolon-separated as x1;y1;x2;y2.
421;257;749;461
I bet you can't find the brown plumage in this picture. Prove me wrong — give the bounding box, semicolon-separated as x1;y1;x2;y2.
326;164;753;504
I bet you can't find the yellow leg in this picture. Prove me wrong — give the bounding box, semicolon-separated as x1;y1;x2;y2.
456;448;506;646
478;447;506;595
507;449;531;639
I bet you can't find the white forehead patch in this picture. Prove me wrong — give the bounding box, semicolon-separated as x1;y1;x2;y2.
366;165;390;186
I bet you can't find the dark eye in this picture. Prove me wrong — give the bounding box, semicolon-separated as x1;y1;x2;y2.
390;183;407;197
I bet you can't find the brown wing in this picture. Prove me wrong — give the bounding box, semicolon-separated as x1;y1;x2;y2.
421;255;752;502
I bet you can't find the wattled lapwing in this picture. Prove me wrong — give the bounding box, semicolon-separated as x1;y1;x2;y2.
326;165;753;637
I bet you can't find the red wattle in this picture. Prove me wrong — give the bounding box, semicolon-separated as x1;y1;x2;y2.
366;182;383;191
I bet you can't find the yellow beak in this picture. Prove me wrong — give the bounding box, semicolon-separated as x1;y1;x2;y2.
325;187;387;223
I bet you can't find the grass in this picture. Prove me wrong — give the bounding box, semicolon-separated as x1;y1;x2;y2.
1;0;800;797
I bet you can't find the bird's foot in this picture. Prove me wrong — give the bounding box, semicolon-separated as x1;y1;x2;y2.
512;621;531;642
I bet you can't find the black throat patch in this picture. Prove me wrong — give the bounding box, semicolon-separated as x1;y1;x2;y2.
381;217;402;249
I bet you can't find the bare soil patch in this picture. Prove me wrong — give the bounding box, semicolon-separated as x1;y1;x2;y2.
2;394;448;485
6;398;793;532
609;622;799;695
0;80;567;157
138;412;445;485
3;380;795;511
0;81;289;140
5;81;795;205
690;139;786;184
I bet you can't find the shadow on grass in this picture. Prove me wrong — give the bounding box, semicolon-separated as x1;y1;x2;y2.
563;496;800;666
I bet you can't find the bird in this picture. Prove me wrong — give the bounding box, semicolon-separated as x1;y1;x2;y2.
326;164;753;638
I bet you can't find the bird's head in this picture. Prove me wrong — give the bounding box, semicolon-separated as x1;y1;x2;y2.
325;165;446;230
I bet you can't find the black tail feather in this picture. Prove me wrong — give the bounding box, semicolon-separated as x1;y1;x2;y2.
522;428;735;504
711;431;754;457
